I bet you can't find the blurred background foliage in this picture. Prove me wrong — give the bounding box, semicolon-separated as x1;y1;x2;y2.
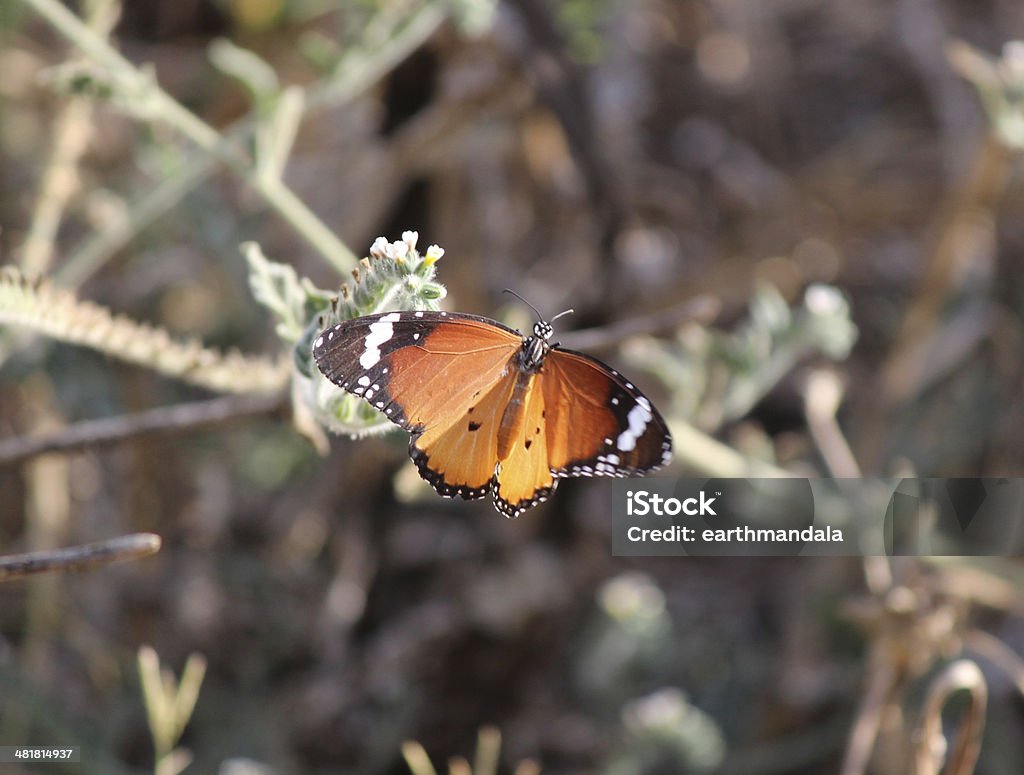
1;0;1024;774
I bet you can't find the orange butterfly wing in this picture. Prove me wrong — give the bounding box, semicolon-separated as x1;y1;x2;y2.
541;349;673;478
484;347;673;517
411;367;517;499
491;375;557;517
313;311;521;499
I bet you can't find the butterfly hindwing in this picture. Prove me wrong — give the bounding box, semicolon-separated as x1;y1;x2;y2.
492;375;557;518
541;349;673;478
409;368;518;500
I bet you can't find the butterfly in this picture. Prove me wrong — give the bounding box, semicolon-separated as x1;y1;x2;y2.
312;307;673;517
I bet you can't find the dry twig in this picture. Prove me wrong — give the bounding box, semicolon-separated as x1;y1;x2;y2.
913;660;987;775
0;393;286;468
560;295;720;352
0;533;161;581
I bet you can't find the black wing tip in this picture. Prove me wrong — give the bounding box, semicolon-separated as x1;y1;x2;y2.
311;323;339;360
659;436;673;468
310;312;399;360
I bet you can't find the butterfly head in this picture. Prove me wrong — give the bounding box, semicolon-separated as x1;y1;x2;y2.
521;326;553;371
523;307;575;370
500;290;574;372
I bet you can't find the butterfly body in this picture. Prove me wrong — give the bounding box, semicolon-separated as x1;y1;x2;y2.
313;310;672;517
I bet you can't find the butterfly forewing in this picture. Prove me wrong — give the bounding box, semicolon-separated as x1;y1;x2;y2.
541;349;673;478
313;311;521;434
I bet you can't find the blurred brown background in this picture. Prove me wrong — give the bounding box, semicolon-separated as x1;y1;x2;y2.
2;1;1024;773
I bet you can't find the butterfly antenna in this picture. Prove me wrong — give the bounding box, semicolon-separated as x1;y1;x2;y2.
550;308;574;324
502;288;545;321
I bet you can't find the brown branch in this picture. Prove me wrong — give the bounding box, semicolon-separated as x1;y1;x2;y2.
839;644;900;775
337;70;531;242
858;129;1013;470
803;368;862;478
558;294;719;353
0;393;286;467
913;660;987;775
0;533;161;581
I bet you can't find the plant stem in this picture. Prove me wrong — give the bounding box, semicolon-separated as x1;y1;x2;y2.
0;534;161;581
0;266;291;394
838;645;898;775
307;4;447;111
20;0;118;276
25;0;358;274
58;158;212;286
54;2;449;286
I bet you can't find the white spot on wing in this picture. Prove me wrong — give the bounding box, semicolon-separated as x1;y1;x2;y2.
616;400;653;452
314;335;324;349
358;375;371;387
359;313;400;369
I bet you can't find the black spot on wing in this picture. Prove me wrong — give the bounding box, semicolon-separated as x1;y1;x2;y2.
468;421;482;432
